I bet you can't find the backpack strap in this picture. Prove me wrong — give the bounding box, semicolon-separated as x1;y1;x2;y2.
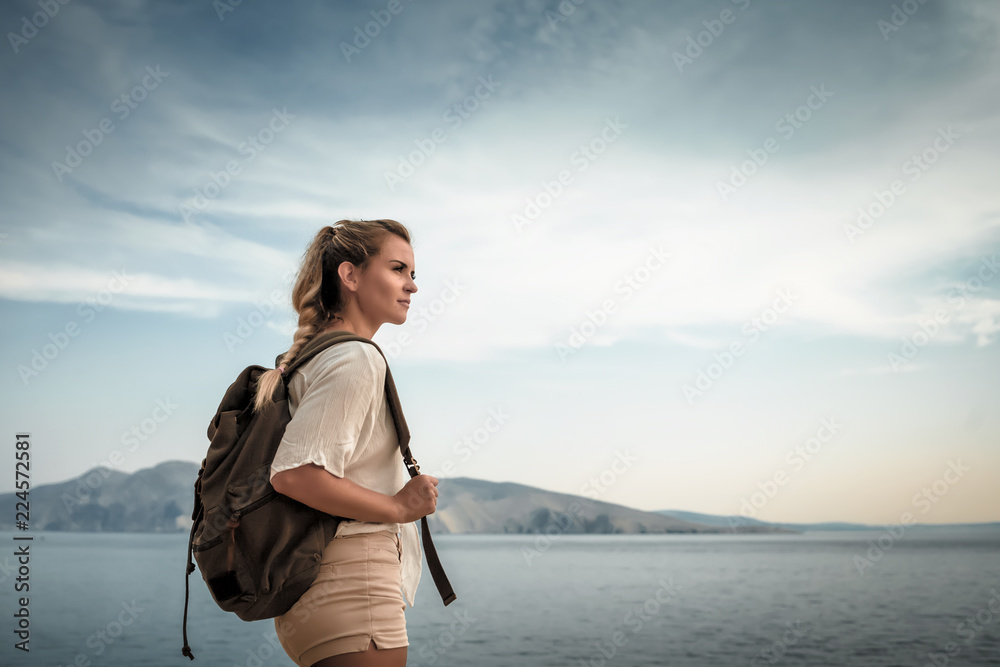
181;461;206;659
277;331;457;606
380;350;458;606
276;329;361;377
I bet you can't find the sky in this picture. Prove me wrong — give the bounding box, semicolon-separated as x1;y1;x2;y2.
0;0;997;525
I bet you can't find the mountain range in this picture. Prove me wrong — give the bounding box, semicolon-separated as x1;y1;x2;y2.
2;461;995;534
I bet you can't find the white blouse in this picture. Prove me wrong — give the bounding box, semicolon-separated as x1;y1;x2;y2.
269;339;422;607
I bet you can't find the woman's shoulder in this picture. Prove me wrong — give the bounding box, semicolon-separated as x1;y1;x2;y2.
301;339;386;378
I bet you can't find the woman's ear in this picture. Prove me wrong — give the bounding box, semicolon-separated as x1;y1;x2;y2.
337;260;359;293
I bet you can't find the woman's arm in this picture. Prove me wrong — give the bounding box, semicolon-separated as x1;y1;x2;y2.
271;463;438;523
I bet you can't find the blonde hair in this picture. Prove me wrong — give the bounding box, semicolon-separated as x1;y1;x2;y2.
252;219;411;413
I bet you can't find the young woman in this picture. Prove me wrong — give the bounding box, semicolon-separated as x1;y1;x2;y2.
256;220;439;667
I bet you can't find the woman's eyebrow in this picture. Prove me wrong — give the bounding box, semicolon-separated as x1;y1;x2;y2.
390;259;415;275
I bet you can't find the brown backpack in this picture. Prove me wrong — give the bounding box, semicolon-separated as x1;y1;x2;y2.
181;330;456;660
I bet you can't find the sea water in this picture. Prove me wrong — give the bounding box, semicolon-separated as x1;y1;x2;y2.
0;528;997;666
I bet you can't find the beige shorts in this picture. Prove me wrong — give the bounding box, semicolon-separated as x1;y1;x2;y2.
273;529;407;666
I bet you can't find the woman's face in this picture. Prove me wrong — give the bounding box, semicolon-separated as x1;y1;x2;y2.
353;233;418;327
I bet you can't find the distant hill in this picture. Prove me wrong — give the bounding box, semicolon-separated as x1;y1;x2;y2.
655;509;1000;533
654;509;866;532
6;462;993;534
0;460;789;534
428;477;788;534
1;460;196;532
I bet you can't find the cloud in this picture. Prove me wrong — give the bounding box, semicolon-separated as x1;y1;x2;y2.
1;0;999;361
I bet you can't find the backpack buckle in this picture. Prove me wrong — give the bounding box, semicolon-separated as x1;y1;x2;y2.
407;457;421;474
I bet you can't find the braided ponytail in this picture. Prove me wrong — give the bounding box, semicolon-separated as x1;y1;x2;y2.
252;219;411;413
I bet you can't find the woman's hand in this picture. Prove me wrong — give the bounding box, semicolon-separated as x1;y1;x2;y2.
393;474;439;523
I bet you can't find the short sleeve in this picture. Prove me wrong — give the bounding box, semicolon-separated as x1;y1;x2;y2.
269;342;384;481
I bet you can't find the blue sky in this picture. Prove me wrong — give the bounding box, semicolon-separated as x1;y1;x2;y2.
1;0;997;524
